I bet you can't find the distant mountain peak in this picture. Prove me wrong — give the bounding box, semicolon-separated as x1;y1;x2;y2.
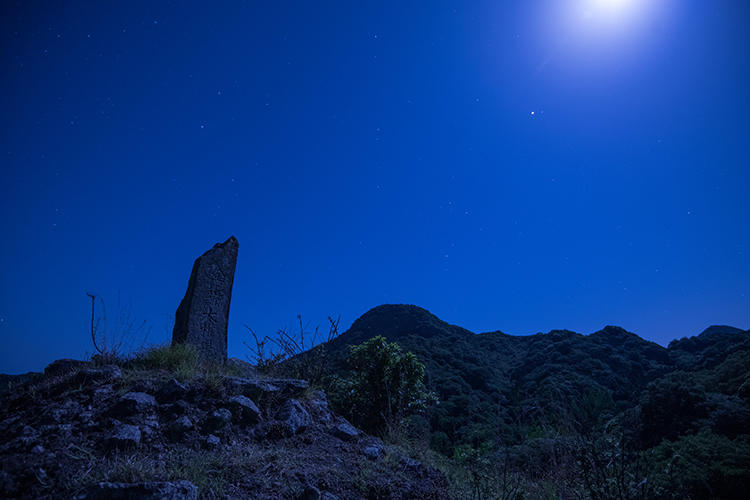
699;325;746;337
596;325;631;335
342;304;473;343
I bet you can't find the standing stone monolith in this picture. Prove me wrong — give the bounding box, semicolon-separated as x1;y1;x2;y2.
172;236;239;363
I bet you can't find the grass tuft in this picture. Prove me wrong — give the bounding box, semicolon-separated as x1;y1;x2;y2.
131;344;199;380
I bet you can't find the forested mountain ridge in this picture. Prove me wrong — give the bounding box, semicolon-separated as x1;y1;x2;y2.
315;304;750;499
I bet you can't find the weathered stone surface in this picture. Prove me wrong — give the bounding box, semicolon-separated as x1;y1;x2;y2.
157;379;189;403
110;392;157;417
400;456;424;475
203;408;232;432
224;377;280;398
299;486;340;500
172;236;239;363
332;420;359;441
166;415;192;442
276;399;311;435
223;376;309;400
85;480;198;500
203;434;221;449
228;395;261;424
108;423;141;448
309;390;332;424
75;365;122;384
363;442;384;460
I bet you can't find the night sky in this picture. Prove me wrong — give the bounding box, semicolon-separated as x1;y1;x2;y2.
2;1;749;374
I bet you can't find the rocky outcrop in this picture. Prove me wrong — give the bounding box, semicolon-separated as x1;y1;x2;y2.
171;236;239;363
0;359;449;499
84;480;198;499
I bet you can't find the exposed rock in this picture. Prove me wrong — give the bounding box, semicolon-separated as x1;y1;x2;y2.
167;416;193;441
309;391;332;424
110;392;157;417
400;456;424;475
203;408;232;432
332;420;359;441
299;486;340;500
223;376;308;400
129;379;158;394
84;480;198;499
171;236;239;364
299;485;321;500
224;377;281;398
108;423;141;449
364;442;384;460
161;400;191;417
156;379;189;403
277;378;310;395
227;395;261;424
276;399;311;435
203;434;220;449
76;365;122;384
44;359;89;377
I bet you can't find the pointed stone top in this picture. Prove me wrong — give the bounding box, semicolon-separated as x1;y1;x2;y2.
172;236;239;363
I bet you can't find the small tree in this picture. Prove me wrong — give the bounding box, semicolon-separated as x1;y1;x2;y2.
330;335;435;436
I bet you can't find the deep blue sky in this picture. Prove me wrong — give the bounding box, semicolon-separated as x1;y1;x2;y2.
2;1;749;373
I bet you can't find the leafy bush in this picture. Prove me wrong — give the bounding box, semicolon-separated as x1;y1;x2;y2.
328;335;435;435
648;431;750;499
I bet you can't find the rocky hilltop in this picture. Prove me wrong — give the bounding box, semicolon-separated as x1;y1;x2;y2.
0;352;446;499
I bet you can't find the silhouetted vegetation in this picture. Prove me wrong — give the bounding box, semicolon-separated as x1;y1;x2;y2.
326;335;435;436
301;304;750;499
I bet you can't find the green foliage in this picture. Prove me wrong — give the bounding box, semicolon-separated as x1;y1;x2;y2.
316;305;750;498
639;372;709;446
327;335;435;435
648;432;750;500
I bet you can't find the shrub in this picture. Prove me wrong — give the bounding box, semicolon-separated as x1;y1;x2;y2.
328;335;435;436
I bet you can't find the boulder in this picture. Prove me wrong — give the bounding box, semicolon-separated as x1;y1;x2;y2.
363;442;384;460
298;486;339;500
110;392;157;417
275;399;311;435
75;365;122;384
308;390;332;423
168;416;193;440
84;480;198;499
227;395;261;424
203;434;221;449
171;236;239;363
108;423;141;449
332;420;359;441
203;408;232;432
160;400;191;417
224;377;281;399
224;376;309;400
400;456;424;475
157;379;189;403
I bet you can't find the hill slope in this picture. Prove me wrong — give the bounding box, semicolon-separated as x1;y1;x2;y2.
319;305;748;446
